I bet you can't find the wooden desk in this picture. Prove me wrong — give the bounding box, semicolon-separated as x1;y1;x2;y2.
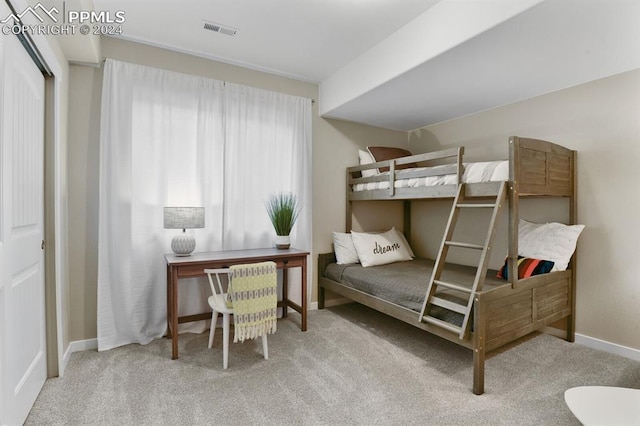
165;247;309;359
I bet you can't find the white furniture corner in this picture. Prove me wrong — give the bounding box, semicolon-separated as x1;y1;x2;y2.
565;386;640;425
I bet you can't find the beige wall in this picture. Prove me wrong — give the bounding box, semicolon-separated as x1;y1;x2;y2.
66;37;406;341
67;65;100;342
406;69;640;351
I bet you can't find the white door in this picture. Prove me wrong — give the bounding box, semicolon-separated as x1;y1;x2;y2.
0;25;47;426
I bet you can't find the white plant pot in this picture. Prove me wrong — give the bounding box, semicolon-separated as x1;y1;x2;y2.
275;235;290;249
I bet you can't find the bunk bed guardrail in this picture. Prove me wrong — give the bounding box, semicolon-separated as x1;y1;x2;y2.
348;147;464;197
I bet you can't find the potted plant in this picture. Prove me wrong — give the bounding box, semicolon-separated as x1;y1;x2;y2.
265;193;300;249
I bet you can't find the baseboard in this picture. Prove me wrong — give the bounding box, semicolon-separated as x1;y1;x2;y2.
575;333;640;362
61;338;98;376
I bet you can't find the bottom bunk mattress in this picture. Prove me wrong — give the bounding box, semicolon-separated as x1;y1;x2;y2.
324;258;508;324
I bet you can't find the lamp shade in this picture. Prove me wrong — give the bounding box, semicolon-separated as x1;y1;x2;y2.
163;207;205;230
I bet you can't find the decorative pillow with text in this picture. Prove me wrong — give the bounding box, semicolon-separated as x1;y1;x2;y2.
351;228;413;267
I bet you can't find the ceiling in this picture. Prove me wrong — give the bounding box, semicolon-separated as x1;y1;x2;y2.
92;0;440;82
84;0;640;131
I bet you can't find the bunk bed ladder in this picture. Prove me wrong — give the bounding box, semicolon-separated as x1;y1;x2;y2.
419;181;507;339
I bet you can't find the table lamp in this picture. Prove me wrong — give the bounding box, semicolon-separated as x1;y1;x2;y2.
164;207;205;256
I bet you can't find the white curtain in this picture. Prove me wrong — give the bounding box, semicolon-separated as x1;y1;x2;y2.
98;60;312;351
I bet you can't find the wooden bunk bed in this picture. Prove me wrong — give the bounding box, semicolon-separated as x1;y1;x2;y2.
318;136;577;395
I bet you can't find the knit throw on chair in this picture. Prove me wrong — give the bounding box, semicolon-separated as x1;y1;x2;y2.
229;261;278;343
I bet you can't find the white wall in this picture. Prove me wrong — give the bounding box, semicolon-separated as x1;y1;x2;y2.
406;69;640;351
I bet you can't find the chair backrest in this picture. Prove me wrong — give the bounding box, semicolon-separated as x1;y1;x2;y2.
205;262;278;310
204;268;233;308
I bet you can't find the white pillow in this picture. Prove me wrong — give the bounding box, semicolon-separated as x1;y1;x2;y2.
358;149;377;178
518;219;585;271
351;228;413;267
333;232;360;264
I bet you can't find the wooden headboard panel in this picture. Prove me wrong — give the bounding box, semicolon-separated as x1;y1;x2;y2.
510;137;575;197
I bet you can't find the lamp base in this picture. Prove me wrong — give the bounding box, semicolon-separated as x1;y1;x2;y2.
171;233;196;256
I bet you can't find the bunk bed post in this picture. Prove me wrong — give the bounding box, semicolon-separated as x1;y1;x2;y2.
318;253;336;310
346;168;353;232
566;150;578;342
389;161;396;196
318;279;326;310
473;294;486;395
403;201;411;245
457;147;464;183
508;137;520;287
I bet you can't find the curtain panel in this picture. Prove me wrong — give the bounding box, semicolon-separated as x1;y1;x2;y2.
98;59;312;351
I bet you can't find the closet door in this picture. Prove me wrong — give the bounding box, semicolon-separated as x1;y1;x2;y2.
0;23;47;426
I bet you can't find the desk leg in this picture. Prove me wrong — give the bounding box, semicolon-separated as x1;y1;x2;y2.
282;266;288;318
170;266;179;359
166;265;172;339
301;256;307;331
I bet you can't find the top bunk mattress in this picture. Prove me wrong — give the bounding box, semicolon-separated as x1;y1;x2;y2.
352;160;508;192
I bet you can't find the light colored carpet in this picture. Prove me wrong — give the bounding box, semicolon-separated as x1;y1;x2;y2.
27;304;640;425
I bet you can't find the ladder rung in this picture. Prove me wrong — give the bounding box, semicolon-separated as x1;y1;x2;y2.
434;280;472;294
445;241;484;250
422;315;462;334
431;296;469;315
457;203;497;208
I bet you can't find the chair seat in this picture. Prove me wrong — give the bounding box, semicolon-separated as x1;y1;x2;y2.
208;294;233;314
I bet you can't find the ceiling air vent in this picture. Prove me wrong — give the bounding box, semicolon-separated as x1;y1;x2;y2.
203;20;238;37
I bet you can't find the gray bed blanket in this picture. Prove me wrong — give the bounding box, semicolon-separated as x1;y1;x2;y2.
325;258;506;325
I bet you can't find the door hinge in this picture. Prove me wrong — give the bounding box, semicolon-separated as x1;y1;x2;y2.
41;240;45;250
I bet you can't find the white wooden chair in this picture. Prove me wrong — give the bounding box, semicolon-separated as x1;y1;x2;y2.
204;263;277;369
